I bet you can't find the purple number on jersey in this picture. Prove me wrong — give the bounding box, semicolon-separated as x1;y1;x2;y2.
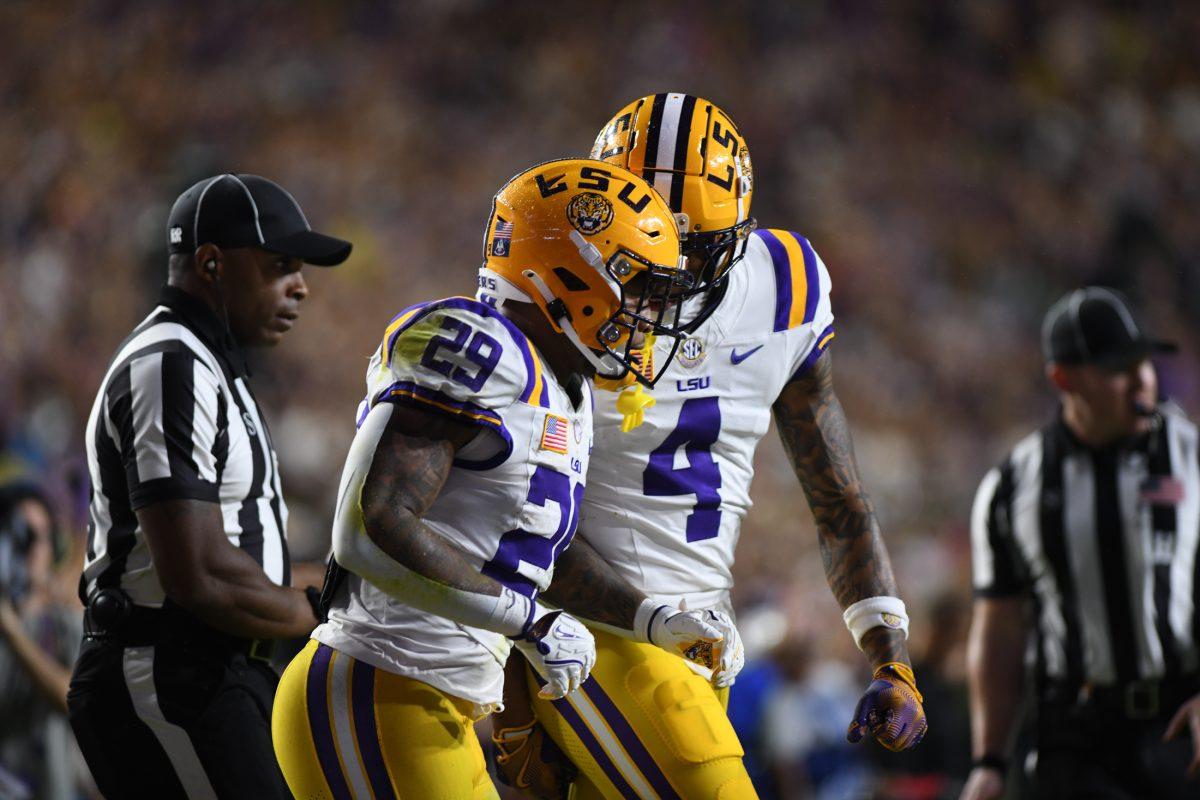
420;317;503;391
482;466;583;596
643;396;723;542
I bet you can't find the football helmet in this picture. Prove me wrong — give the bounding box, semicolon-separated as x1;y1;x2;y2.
479;158;693;386
592;93;756;329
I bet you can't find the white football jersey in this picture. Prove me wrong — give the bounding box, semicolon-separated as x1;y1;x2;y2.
582;229;835;615
313;297;593;708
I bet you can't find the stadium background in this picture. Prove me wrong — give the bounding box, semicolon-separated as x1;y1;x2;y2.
2;1;1199;797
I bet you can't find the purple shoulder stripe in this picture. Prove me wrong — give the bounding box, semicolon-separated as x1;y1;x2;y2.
790;232;821;325
754;229;793;333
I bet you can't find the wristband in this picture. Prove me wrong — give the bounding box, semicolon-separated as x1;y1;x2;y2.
971;754;1008;773
304;586;323;623
843;596;909;650
491;589;536;639
633;598;671;645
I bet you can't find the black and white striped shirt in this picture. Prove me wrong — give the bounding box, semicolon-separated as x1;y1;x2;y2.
82;286;290;607
972;405;1200;690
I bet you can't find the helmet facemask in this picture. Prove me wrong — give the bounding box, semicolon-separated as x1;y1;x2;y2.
594;248;694;387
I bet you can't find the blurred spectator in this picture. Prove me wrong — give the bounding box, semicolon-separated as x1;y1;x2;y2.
763;636;872;800
869;592;973;800
0;481;90;800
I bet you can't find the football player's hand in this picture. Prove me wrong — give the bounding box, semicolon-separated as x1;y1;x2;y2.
492;720;576;799
514;610;596;699
959;766;1005;800
1163;690;1200;779
846;662;927;751
648;606;745;687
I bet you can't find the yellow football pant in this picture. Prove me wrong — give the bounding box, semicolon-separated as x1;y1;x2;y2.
528;629;758;799
273;639;499;800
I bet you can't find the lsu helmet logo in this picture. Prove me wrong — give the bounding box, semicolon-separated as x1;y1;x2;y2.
737;145;753;192
566;191;614;235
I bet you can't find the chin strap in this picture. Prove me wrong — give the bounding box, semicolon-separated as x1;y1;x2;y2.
520;269;626;379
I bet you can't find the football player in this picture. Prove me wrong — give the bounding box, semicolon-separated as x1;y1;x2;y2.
270;158;739;799
495;95;928;798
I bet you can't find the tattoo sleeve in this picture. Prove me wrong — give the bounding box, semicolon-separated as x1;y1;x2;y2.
357;402;502;596
773;351;910;668
541;532;645;630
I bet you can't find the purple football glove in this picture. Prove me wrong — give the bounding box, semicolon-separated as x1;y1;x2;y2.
846;662;927;752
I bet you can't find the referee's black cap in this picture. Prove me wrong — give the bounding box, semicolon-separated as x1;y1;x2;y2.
1042;286;1176;368
167;174;352;266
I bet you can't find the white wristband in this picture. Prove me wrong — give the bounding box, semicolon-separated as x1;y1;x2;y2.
843;596;909;650
633;598;672;645
487;588;538;638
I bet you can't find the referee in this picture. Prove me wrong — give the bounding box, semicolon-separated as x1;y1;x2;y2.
961;287;1200;800
69;174;352;798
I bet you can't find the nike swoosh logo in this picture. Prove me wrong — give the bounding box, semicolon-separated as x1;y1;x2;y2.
730;345;764;364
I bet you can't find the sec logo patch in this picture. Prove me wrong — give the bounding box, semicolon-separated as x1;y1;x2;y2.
677;337;706;369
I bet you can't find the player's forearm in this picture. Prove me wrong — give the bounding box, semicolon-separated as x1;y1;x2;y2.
541;533;645;632
774;354;908;667
343;505;532;636
968;599;1027;758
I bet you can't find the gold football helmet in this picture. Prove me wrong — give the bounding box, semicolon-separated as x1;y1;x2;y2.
479;158;693;386
592;93;755;328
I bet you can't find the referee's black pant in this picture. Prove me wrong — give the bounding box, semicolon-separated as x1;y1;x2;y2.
67;606;290;799
1033;682;1196;800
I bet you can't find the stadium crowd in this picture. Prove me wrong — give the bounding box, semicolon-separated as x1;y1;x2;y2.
2;1;1199;797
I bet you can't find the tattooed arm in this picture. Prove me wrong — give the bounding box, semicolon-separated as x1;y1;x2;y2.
773;350;910;669
541;533;643;629
331;401;538;636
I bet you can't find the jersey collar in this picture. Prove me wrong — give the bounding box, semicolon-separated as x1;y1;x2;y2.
157;285;250;377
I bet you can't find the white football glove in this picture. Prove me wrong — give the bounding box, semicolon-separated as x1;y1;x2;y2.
513;609;596;700
643;604;745;687
702;609;745;688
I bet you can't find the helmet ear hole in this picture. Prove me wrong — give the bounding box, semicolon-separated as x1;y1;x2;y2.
552;267;591;292
582;305;594;317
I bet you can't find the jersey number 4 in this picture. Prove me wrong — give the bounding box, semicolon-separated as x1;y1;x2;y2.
643;397;723;542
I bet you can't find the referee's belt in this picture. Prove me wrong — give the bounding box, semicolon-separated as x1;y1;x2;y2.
84;589;277;664
1050;678;1198;720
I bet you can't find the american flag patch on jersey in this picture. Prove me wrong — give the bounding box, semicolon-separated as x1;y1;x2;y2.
540;414;569;454
491;218;514;257
1141;475;1185;506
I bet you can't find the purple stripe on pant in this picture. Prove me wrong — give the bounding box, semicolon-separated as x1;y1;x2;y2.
580;676;682;799
350;658;397;800
531;668;640;798
305;644;353;800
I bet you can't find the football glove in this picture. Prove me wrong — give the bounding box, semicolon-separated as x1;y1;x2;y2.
846;661;927;751
491;720;576;799
647;606;745;687
513;609;596;700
